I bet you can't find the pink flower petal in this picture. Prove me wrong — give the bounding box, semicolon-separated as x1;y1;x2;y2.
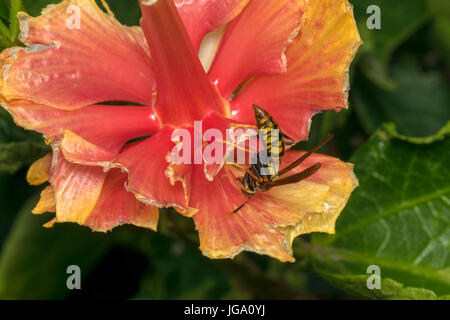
37;154;159;231
190;149;358;262
231;0;362;141
176;0;250;51
84;168;159;232
6;101;160;158
139;0;228;127
209;0;306;98
114;127;188;209
50;154;106;225
0;0;154;108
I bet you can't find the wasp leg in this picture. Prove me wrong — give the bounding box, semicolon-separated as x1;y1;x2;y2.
228;174;253;215
227;198;251;215
263;163;322;191
245;167;263;183
231;163;246;171
282;133;295;141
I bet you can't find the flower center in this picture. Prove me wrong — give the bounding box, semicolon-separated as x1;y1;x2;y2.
139;0;228;127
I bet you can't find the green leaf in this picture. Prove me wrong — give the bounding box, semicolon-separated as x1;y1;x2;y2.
427;0;450;16
297;245;450;299
0;141;49;174
352;60;450;137
426;0;450;65
0;1;9;21
0;0;24;45
9;0;23;41
23;1;141;25
302;125;450;299
0;195;112;299
132;228;232;300
101;0;141;26
353;0;430;65
383;121;450;144
0;108;43;143
0;172;34;245
432;16;450;64
22;0;54;16
353;0;431;88
0;108;50;174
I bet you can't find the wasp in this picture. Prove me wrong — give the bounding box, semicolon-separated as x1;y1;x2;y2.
230;104;333;214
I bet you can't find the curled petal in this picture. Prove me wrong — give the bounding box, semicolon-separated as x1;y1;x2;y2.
84;169;159;232
59;130;117;164
231;0;362;141
268;150;358;242
50;154;106;225
48;155;159;231
176;0;250;51
191;165;299;262
5;101;160;157
27;153;52;185
114;127;188;209
32;185;56;214
0;0;154;108
191;150;357;262
209;0;306;98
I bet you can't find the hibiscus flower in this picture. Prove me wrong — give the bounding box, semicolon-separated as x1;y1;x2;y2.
0;0;361;262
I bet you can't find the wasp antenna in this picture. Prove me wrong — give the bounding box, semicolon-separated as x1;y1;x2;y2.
282;133;295;141
265;162;322;191
278;134;333;177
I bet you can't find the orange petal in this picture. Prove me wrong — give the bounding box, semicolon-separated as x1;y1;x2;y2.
59;130;117;164
231;0;362;141
176;0;250;51
48;155;159;231
139;0;228;127
27;153;52;185
191;164;298;262
43;218;57;228
32;185;56;214
209;0;306;98
0;0;154;108
84;169;159;232
268;150;358;242
5;101;160;157
50;155;106;225
191;150;357;262
114;127;188;210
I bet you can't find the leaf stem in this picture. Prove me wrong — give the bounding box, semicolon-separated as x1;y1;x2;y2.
0;19;10;40
9;0;22;42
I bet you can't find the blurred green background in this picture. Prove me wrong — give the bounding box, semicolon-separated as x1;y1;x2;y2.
0;0;449;300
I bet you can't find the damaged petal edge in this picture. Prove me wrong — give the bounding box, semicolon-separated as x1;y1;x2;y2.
140;0;159;6
342;1;363;107
200;241;295;263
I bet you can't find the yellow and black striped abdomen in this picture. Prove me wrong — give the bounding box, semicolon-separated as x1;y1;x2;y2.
239;105;287;195
260;123;285;159
253;105;286;159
